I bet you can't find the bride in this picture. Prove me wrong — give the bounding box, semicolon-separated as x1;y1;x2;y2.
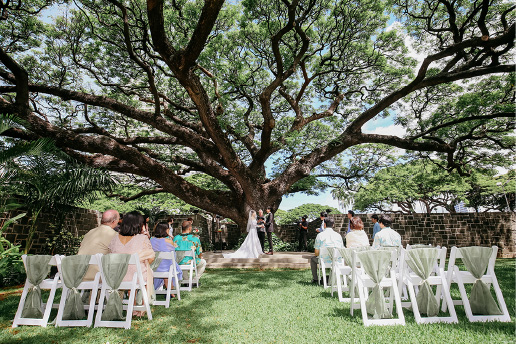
223;210;263;258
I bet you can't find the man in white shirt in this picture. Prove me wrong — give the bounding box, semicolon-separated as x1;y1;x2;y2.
372;214;401;249
311;217;344;284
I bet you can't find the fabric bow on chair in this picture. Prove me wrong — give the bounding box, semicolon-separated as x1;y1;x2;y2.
459;247;502;315
101;254;131;321
357;250;393;319
61;255;91;320
21;255;53;319
406;248;440;317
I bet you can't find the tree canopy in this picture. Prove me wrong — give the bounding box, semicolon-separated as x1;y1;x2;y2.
348;160;515;214
0;0;514;227
275;203;340;225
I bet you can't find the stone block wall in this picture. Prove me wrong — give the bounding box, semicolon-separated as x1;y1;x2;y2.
214;212;515;258
2;208;514;258
1;208;101;254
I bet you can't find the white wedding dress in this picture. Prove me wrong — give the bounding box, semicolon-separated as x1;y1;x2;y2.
223;211;263;259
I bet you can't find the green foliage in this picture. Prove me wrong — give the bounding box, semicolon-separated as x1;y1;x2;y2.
276;204;341;226
351;160;514;213
43;225;84;256
0;212;27;287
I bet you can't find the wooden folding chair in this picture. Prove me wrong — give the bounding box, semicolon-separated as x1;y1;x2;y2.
54;254;101;327
350;249;405;326
177;249;199;291
12;255;61;327
398;247;458;324
442;246;510;322
94;253;152;329
153;251;181;306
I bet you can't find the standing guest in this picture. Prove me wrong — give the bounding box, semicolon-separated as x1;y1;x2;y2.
316;211;326;233
298;215;308;251
372;215;401;249
150;222;183;290
311;217;344;284
371;214;381;240
264;207;275;255
167;216;174;235
173;220;207;278
346;210;355;233
256;209;266;252
109;211;155;316
78;209;119;281
345;216;370;248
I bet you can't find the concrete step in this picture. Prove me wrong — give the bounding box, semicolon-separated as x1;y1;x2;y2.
204;251;312;269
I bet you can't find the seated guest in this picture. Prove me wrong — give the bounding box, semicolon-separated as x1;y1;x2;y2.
78;209;119;280
346;216;370;248
109;211;155;315
150;222;183;290
372;215;401;249
173;220;206;279
310;217;344;284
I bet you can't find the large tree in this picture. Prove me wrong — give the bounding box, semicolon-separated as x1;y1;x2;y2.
0;0;514;227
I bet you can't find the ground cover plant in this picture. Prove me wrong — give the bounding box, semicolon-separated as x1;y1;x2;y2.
0;259;513;344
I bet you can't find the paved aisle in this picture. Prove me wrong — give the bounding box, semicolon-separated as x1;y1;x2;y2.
204;251;312;269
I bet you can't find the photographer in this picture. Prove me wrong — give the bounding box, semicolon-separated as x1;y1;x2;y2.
298;215;308;251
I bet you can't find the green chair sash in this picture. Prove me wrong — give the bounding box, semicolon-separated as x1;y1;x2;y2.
61;255;91;320
356;250;393;319
150;252;163;271
406;248;440;316
101;254;131;321
459;247;502;315
21;255;53;319
410;244;433;249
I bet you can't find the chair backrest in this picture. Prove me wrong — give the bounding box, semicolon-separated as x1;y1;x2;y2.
406;244;433;250
176;249;196;267
449;246;498;274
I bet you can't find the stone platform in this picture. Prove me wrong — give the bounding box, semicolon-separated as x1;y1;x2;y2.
204;251;313;269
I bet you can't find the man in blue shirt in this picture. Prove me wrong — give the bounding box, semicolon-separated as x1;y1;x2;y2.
371;214;381;240
174;220;206;278
346;210;355;233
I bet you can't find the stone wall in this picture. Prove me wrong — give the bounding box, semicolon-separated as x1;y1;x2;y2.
214;212;516;258
2;209;514;258
1;208;101;254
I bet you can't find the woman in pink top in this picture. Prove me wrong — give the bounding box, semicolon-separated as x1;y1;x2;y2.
108;211;154;316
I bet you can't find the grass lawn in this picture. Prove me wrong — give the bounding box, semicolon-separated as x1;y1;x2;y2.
0;259;514;344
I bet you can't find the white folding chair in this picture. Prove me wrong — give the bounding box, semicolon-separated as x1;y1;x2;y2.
331;247;370;302
442;246;510;322
12;255;61;328
94;253;152;329
55;255;101;327
398;247;458;324
177;249;199;291
153;251;181;306
318;247;333;289
350;249;405;326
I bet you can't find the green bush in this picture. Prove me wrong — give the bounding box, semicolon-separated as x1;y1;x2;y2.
44;225;83;256
0;238;25;287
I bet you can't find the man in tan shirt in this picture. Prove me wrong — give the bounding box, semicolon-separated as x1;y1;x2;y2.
78;209;120;280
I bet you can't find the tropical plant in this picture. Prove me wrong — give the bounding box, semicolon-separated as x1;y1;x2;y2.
0;212;26;287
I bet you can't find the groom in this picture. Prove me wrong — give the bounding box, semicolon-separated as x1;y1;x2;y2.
265;207;274;255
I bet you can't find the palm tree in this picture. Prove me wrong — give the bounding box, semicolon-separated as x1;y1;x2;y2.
0;114;116;253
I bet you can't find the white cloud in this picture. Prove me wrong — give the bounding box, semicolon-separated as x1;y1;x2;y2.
363;124;407;138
